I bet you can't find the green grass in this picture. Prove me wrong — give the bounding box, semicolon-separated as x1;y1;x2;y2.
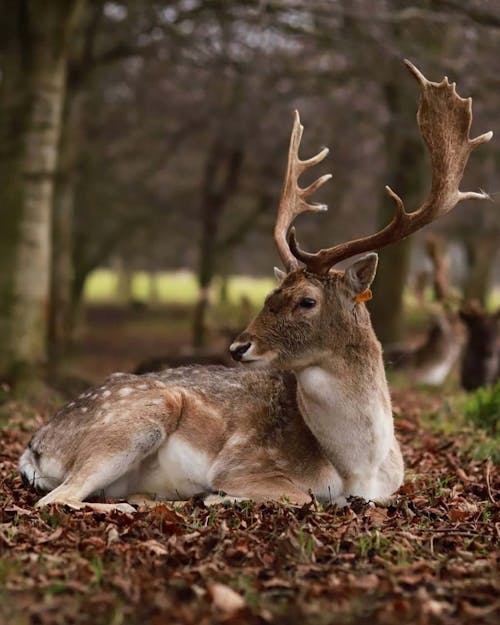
462;382;500;437
422;385;500;464
84;269;274;307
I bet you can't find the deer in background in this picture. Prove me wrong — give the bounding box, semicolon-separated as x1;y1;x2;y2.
20;61;491;512
385;235;465;385
459;300;500;391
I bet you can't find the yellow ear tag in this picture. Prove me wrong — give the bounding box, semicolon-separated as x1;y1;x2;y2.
355;289;372;304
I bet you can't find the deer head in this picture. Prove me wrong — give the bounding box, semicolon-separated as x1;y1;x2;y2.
230;61;492;369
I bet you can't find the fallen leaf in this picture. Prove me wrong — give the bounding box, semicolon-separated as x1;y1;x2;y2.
208;583;246;613
141;539;168;555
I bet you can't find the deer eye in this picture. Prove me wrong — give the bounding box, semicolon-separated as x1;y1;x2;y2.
299;297;316;309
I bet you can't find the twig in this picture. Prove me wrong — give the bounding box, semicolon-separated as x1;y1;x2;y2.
401;529;480;539
424;529;481;538
485;459;495;504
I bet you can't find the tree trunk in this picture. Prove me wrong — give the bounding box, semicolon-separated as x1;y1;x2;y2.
48;89;84;366
192;196;220;348
218;272;230;306
369;81;426;345
149;272;161;307
66;265;88;347
117;270;134;305
192;138;243;348
113;257;134;305
0;0;83;382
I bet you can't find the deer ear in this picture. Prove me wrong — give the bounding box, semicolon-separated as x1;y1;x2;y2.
274;267;287;282
345;253;378;294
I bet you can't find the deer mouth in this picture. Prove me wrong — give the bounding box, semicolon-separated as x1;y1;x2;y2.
229;341;276;366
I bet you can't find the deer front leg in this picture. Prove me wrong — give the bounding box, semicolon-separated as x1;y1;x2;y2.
36;490;136;514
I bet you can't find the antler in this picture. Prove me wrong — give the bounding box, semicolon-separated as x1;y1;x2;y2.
274;110;332;271
288;60;493;275
425;234;449;302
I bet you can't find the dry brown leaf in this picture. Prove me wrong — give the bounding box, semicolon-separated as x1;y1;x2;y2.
353;574;380;590
208;583;246;613
141;539;168;555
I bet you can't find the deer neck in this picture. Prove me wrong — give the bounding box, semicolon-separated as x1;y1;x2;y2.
294;335;393;476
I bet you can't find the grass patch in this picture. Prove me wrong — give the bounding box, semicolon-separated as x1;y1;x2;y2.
461;383;500;462
84;269;274;307
462;382;499;436
421;385;500;464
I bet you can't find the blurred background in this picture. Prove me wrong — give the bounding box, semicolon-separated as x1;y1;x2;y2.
0;0;498;391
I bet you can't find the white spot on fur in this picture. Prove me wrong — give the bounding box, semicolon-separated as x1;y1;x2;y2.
91;394;98;400
81;407;88;413
137;384;148;390
118;387;134;397
103;412;117;424
102;390;111;398
227;433;248;448
67;402;75;408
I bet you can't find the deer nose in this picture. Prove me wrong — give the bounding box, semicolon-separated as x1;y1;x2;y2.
230;341;252;361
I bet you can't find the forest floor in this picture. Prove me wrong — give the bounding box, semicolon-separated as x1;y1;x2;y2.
0;306;498;625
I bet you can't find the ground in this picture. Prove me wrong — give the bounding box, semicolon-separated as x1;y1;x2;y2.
1;388;498;625
0;302;498;625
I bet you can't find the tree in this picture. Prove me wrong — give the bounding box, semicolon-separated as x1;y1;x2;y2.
369;72;427;344
34;0;499;357
0;0;84;383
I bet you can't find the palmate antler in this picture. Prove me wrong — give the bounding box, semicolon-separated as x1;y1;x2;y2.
276;60;492;275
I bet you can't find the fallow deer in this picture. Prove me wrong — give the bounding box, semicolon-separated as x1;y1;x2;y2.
385;235;465;385
460;300;500;391
20;61;491;513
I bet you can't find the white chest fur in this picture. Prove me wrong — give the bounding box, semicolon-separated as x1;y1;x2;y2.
296;366;393;480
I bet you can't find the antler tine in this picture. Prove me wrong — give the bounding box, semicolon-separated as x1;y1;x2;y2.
290;61;493;275
274;110;332;271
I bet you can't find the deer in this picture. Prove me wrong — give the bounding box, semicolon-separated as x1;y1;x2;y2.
384;235;465;385
459;300;500;391
19;61;491;513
